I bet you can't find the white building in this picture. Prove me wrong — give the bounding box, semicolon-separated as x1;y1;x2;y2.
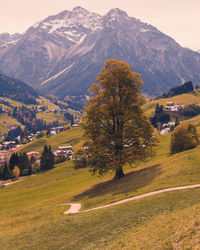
58;145;72;151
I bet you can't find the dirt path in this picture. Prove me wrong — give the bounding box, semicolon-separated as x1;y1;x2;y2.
62;203;82;214
1;175;36;187
1;179;23;187
64;183;200;215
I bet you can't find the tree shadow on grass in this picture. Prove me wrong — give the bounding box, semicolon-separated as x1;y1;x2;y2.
72;164;162;202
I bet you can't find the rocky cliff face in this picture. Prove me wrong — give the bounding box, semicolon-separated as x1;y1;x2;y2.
0;7;200;97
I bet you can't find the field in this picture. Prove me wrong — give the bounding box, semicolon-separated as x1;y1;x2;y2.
0;96;60;111
143;91;200;117
36;111;66;123
16;127;83;154
2;119;200;248
0;96;69;128
0;97;25;107
0;113;22;135
36;97;60;111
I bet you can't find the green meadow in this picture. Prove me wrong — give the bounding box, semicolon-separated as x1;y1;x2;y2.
1;93;200;249
143;90;200;117
1;122;200;248
0;113;22;135
16;127;83;154
36;111;66;123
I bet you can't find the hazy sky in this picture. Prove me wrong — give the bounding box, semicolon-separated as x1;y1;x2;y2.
0;0;199;51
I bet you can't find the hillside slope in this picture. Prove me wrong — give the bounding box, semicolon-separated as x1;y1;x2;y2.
1;121;200;248
0;73;38;104
143;90;200;117
0;113;22;135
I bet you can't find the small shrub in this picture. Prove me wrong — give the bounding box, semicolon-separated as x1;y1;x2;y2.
182;104;200;118
73;150;88;169
12;166;20;179
170;124;199;154
32;161;40;174
55;155;67;164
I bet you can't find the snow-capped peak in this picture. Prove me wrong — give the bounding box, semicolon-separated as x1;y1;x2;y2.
32;6;102;44
102;8;130;27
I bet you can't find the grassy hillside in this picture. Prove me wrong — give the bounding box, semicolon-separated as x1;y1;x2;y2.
2;123;200;248
143;90;200;117
0;96;66;134
16;127;83;153
36;111;66;123
0;97;24;107
36;97;60;111
0;96;60;110
0;113;22;135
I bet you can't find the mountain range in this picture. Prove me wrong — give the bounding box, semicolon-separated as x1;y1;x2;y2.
0;6;200;97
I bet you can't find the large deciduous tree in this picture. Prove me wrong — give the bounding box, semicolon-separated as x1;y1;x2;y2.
82;59;156;179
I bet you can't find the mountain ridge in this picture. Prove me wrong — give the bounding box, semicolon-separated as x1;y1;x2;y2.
0;7;200;97
0;73;38;104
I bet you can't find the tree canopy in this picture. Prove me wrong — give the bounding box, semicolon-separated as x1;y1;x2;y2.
81;59;157;179
170;124;199;154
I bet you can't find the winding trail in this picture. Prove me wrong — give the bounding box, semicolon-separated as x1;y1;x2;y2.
4;179;23;186
62;203;82;214
63;183;200;215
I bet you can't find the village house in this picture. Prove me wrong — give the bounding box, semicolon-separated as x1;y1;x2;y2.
50;129;57;136
53;149;73;157
3;141;16;149
160;121;176;135
166;102;174;106
165;102;184;112
72;124;79;127
66;150;73;156
160;128;170;135
53;150;65;157
58;145;72;151
27;151;41;160
0;150;10;166
50;126;64;136
54;145;73;158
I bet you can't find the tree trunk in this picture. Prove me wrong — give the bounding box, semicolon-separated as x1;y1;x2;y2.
113;166;125;180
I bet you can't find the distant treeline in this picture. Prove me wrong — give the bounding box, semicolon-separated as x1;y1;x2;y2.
11;106;63;134
181;104;200;118
160;81;194;98
47;95;88;111
0;146;55;180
